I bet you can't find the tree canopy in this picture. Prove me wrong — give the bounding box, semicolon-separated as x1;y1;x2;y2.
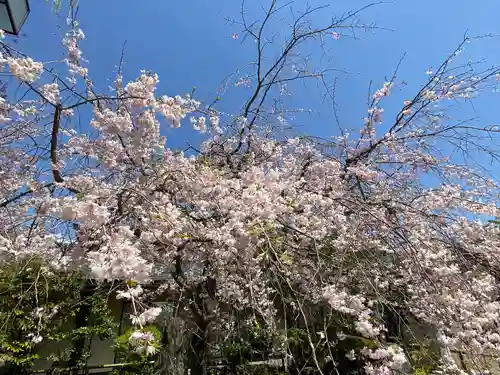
0;2;500;375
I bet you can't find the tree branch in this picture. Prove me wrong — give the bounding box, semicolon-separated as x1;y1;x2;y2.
51;104;64;183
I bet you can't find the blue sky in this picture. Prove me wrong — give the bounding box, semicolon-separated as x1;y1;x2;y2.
13;0;500;156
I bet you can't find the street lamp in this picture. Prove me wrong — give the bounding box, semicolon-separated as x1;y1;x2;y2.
0;0;29;35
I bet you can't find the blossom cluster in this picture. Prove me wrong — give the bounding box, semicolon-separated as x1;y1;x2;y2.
4;56;43;82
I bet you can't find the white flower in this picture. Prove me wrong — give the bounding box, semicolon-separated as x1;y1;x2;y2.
323;286;366;315
190;116;207;133
135;344;158;356
129;330;157;356
355;311;381;338
131;314;145;326
117;291;132;300
8;57;43;82
32;307;45;318
0;235;12;253
345;349;356;361
117;286;143;300
209;113;221;133
28;333;43;344
128;330;145;345
40;83;60;104
140;307;162;324
145;345;158;356
389;347;408;371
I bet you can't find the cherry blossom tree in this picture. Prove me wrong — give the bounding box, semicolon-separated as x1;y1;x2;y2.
1;2;500;375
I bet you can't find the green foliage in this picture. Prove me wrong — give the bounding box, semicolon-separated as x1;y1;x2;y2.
0;256;116;373
0;256;440;375
113;326;161;375
222;341;253;365
285;327;306;347
406;341;441;375
221;320;277;367
115;325;161;358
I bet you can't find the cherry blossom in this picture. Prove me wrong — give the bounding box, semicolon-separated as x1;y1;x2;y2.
0;7;498;375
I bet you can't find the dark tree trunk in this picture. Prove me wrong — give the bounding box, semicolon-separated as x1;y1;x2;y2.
187;317;209;375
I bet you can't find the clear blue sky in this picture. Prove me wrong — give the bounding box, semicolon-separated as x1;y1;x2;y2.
13;0;500;155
